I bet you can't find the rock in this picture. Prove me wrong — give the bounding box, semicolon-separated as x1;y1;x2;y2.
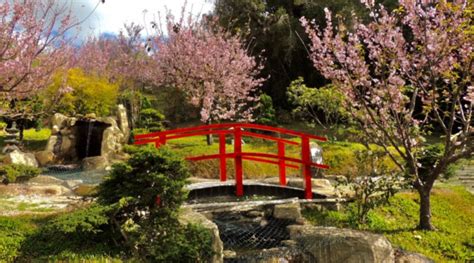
395;250;433;263
117;104;130;143
85;113;97;119
223;250;237;258
45;135;58;152
35;150;55;166
287;225;394;263
51;113;68;128
82;156;108;171
51;125;60;134
63;179;83;189
60;136;74;154
179;208;224;263
97;116;116;127
29;185;73;196
4;150;38;167
312;179;333;188
246;210;264;218
28;175;64;185
273;202;302;221
73;184;97;196
67;117;77;127
101;126;124;158
281;239;297;248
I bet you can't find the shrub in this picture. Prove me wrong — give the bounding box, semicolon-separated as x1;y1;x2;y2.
0;164;41;184
138;108;166;132
19;205;118;260
97;146;213;261
254;93;276;126
340;149;404;228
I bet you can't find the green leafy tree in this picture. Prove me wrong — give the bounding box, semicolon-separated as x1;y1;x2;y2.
213;0;398;108
287;77;348;128
43;68;119;116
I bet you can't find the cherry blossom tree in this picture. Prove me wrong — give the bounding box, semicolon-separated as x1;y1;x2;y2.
75;24;153;128
0;0;83;100
151;12;265;144
302;0;473;230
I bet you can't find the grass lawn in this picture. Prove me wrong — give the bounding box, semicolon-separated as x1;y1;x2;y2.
303;185;474;262
0;214;122;262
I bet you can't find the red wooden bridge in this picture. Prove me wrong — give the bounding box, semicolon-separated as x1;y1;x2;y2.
134;123;329;199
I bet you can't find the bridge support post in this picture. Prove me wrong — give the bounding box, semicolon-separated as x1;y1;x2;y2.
301;136;313;199
234;127;244;196
219;134;227;182
278;141;286;186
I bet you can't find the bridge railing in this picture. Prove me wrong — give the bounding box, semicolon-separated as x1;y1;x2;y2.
134;123;329;199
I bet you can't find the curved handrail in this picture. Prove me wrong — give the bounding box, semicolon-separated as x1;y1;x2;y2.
134;123;327;142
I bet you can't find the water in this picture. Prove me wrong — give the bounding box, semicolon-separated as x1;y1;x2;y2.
84;120;94;158
42;166;108;184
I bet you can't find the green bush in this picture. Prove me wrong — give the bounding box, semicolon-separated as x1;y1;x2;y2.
138;108;166;132
0;164;41;183
19;205;119;261
97;146;213;262
0;217;37;262
254;93;276;126
0;121;6;130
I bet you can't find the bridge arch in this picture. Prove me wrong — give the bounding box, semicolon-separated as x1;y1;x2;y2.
134;123;329;199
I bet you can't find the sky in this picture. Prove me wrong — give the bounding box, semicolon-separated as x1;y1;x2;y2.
70;0;214;38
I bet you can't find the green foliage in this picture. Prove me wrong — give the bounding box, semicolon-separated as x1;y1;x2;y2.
137;108;165;132
0;216;37;262
254;93;276;126
20;205;120;261
154;86;199;123
341;149;404;227
0;121;6;130
43;68;118;116
287;78;348;128
303;186;474;262
0;164;41;183
97;146;213;261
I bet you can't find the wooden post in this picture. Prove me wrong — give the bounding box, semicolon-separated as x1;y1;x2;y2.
301;136;312;199
234;126;243;196
219;133;227;182
278;141;286;186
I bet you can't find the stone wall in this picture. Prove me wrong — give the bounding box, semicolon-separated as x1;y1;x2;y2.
39;105;129;169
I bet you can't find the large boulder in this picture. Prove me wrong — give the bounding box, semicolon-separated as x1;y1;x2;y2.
35;150;55;166
45;135;59;152
4;150;38;167
287;225;394;263
82;156;108;171
117;104;130;142
101;126;124;159
179;208;224;263
51;113;68;128
273;202;302;221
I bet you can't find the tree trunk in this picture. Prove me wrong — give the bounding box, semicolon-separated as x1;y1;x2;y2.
206;134;213;145
206;120;213;145
417;186;435;230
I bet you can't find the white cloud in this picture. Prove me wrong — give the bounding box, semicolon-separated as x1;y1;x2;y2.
71;0;214;38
